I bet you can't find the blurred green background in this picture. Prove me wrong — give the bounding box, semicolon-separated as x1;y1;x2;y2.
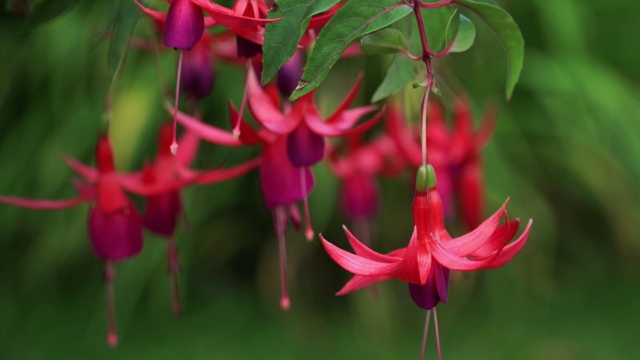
1;0;639;359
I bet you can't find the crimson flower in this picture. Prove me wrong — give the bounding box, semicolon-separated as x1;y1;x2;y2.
0;136;143;347
245;67;383;168
171;96;314;309
320;165;532;310
69;124;259;314
136;0;276;50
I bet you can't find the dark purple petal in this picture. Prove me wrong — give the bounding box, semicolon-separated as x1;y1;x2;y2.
286;123;325;167
142;190;182;238
259;137;314;209
276;52;303;97
164;0;205;50
408;262;450;310
89;202;144;261
181;45;215;99
236;35;262;58
340;174;379;219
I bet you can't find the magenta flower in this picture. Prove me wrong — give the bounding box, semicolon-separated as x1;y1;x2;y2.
321;165;532;305
0;135;143;346
136;0;276;50
171;98;314;310
245;67;383;167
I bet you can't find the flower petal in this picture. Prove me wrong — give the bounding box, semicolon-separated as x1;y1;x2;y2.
431;236;503;271
320;234;402;276
342;225;402;263
469;219;520;258
64;155;99;182
325;73;363;123
484;219;532;269
0;194;90;210
191;0;277;28
193;157;260;184
336;274;394;295
444;198;509;256
247;68;299;134
168;104;241;146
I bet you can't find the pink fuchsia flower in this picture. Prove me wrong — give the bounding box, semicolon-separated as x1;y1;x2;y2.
0;135;143;347
171;100;312;310
136;0;276;50
245;67;383;168
70;123;259;315
320;164;532;306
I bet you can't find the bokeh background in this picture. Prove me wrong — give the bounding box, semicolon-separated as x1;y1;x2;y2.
1;0;639;359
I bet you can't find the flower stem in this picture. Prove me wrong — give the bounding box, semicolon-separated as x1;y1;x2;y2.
420;310;431;360
170;51;184;155
273;206;290;310
167;236;182;316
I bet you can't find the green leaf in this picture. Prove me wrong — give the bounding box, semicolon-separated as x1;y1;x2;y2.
261;0;341;85
290;0;412;100
107;0;139;76
0;0;80;31
422;5;459;54
371;53;422;102
450;13;475;52
360;28;409;55
455;0;524;99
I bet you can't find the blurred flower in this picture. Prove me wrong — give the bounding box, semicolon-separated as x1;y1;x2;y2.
0;135;143;346
387;99;497;230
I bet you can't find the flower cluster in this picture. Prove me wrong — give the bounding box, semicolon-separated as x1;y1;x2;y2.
0;0;531;356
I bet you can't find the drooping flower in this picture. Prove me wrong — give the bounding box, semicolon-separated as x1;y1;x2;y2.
68;123;259;315
171;97;313;310
0;135;143;347
246;67;382;167
320;165;532;307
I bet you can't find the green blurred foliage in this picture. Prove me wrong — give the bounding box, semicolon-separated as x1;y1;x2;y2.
0;0;639;359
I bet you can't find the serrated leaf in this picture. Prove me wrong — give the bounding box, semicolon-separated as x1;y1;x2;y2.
450;14;475;52
456;0;524;99
291;0;412;100
262;0;341;85
371;53;423;102
360;28;409;55
107;0;139;76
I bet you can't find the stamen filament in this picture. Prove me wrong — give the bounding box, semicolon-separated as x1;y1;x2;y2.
233;62;252;140
300;168;314;241
420;310;431;360
104;261;118;347
167;236;182;315
274;206;290;310
171;51;184;155
434;307;443;360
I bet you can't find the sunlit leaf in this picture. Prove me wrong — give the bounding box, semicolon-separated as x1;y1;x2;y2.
450;13;475;52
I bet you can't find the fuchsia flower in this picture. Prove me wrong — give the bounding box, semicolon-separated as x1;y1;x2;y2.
171;95;313;310
0;136;142;347
136;0;276;50
320;164;532;309
245;67;383;168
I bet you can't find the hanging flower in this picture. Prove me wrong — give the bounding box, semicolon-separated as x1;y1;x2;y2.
320;165;532;309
